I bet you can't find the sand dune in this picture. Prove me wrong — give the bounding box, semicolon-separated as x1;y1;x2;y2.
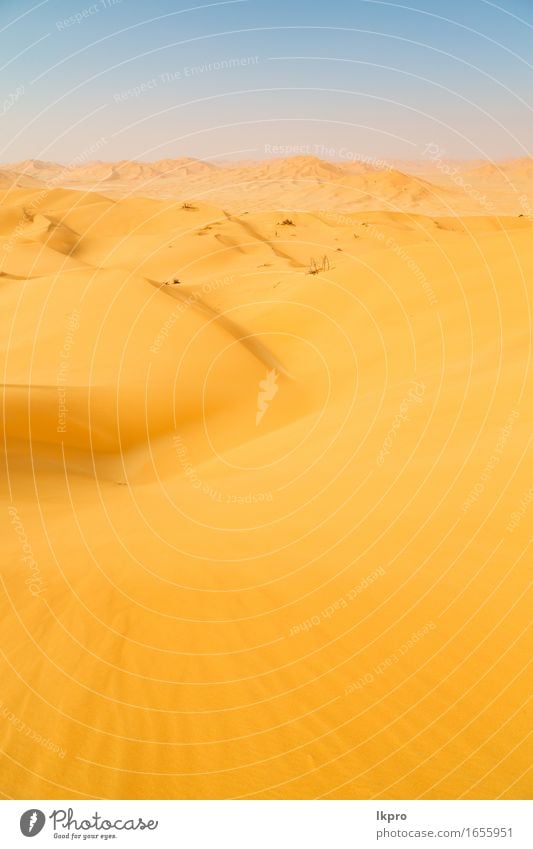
463;157;533;180
8;154;532;215
0;169;43;189
0;162;531;800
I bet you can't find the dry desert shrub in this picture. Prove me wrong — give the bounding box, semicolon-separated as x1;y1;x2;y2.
307;255;330;275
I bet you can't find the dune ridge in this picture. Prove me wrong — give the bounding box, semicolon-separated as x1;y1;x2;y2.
0;162;531;800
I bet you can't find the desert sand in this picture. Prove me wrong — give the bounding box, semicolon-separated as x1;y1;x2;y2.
0;158;531;799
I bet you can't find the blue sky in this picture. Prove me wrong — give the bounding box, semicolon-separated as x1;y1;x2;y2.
1;0;532;163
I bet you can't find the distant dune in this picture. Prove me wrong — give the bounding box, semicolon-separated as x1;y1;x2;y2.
6;154;532;215
0;168;44;188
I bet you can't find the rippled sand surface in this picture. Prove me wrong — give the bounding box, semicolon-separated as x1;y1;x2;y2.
0;171;531;798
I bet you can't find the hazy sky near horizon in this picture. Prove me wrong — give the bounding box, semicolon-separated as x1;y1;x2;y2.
1;0;532;164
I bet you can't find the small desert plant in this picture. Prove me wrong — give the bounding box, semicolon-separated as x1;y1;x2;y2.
181;202;196;210
307;255;330;275
280;218;295;226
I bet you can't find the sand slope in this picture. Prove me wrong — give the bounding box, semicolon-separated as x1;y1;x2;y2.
0;172;531;799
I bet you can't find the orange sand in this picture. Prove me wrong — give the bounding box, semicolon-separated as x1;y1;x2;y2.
0;160;531;799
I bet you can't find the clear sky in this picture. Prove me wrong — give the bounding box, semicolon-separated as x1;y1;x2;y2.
1;0;532;164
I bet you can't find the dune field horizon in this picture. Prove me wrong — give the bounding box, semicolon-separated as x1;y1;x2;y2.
3;152;533;215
